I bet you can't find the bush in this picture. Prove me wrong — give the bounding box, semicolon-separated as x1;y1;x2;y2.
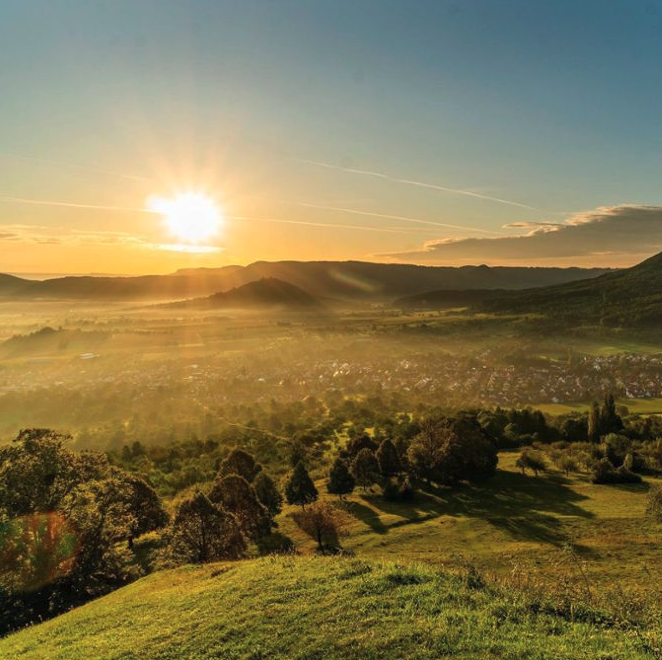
590;458;642;484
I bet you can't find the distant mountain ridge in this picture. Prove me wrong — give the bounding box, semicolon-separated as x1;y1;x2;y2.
0;260;613;302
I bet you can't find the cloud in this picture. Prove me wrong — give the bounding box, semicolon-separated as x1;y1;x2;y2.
380;205;662;266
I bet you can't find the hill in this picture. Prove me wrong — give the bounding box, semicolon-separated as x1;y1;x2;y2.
476;250;662;326
0;261;612;302
163;277;328;310
0;555;653;660
393;250;662;327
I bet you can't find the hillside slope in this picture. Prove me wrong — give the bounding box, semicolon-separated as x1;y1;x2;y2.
0;261;612;302
394;250;662;327
0;556;653;659
476;250;662;326
163;277;329;310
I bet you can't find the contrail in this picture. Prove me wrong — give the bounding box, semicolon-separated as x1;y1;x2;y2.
295;202;503;235
300;159;539;212
0;194;155;214
0;152;153;183
229;215;433;235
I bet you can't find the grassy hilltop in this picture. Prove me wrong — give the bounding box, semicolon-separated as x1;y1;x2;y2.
1;555;659;660
2;451;662;659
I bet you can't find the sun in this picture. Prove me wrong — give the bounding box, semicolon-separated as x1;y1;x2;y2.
148;192;223;243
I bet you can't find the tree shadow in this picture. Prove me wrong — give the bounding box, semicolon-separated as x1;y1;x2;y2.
358;469;596;547
340;500;388;534
256;531;296;555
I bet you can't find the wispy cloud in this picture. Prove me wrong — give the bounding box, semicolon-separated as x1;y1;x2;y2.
293;202;503;235
0;194;154;214
380;205;662;265
301;159;539;211
0;152;152;183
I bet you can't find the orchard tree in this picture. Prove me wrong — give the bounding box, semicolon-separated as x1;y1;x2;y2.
285;462;318;510
516;449;547;476
327;458;355;499
298;501;346;552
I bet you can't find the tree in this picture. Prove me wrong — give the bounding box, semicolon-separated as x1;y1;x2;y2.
376;439;401;478
588;401;601;443
515;449;547;476
555;454;578;476
120;473;169;549
253;471;283;517
297;501;346;552
218;448;262;482
407;421;456;485
600;392;623;436
285;462;318;510
351;448;380;491
169;492;245;564
326;458;355;499
209;475;271;541
341;434;378;460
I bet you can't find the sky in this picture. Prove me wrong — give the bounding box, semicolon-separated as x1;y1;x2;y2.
2;0;662;275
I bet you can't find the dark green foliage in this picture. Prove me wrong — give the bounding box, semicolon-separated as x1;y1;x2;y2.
341;434;379;460
168;492;245;564
600;393;623;435
253;472;283;517
218;448;262;482
326;458;355;499
603;433;631;467
376;439;401;477
0;429;170;633
208;475;271;541
121;474;170;548
590;458;642;484
588;402;601;443
284;462;318;510
351;448;380;491
408;415;498;485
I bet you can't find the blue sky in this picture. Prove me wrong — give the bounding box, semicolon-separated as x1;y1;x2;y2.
1;0;662;273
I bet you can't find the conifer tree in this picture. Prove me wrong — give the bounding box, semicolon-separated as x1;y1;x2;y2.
285;462;318;510
376;439;401;478
253;471;283;517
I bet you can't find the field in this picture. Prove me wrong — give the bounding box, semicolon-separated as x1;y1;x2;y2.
281;451;662;595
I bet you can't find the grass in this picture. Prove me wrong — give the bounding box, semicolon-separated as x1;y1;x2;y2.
3;453;662;658
280;451;662;594
2;556;660;660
